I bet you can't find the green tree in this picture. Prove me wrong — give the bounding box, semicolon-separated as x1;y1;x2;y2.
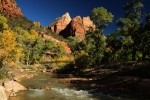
29;36;44;64
91;7;114;30
117;0;143;61
45;40;65;58
22;29;39;65
139;13;150;60
67;36;82;56
104;32;122;62
83;7;113;66
85;30;107;65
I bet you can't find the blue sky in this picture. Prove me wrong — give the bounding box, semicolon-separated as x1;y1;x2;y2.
16;0;150;35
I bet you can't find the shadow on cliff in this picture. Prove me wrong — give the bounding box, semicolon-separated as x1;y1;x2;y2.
59;21;76;38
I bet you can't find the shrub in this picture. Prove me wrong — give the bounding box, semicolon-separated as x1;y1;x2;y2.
0;67;9;79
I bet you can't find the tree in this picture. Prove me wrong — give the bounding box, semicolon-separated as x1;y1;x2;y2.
67;36;82;56
91;7;114;30
23;30;39;65
29;36;44;64
85;30;107;65
45;40;65;58
0;30;23;66
117;0;143;61
104;32;122;62
83;7;113;66
139;13;150;60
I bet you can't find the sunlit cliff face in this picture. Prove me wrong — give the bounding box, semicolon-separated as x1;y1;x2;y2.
0;0;23;18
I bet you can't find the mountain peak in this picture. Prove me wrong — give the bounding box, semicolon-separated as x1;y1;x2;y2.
62;12;71;20
49;12;72;34
49;13;95;40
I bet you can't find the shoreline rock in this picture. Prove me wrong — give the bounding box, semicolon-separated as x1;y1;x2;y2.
4;80;27;93
0;86;7;100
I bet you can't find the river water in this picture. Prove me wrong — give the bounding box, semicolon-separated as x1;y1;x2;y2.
9;73;132;100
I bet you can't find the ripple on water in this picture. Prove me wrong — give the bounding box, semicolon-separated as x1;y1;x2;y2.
51;87;97;100
28;89;45;98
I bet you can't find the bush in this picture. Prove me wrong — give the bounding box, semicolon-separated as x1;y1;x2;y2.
0;68;9;79
74;51;90;69
8;17;33;30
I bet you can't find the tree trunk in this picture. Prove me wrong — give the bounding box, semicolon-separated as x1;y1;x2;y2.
132;47;136;61
142;52;146;61
26;48;31;66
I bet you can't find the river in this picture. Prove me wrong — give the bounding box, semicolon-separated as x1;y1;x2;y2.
9;73;133;100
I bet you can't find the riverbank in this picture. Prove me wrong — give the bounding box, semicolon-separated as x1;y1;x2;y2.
0;66;40;100
1;62;150;100
56;61;150;100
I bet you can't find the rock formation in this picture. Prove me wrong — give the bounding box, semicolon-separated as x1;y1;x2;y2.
83;16;95;31
0;0;23;18
49;12;71;34
60;16;86;39
49;13;95;40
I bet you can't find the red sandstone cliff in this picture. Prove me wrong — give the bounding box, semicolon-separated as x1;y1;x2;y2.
0;0;23;18
49;12;95;40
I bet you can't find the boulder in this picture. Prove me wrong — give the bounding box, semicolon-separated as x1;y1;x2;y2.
4;80;27;93
0;86;7;100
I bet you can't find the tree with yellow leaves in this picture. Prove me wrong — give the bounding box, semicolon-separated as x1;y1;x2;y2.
0;29;23;67
22;29;39;65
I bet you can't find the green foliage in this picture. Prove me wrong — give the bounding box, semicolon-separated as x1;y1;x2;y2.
0;68;9;79
122;36;134;46
84;30;106;65
136;13;150;60
0;0;149;72
8;17;33;30
0;15;9;31
91;7;114;29
116;0;143;61
124;0;143;19
30;36;45;64
75;7;114;66
70;7;114;67
74;51;90;68
45;40;65;58
67;36;82;53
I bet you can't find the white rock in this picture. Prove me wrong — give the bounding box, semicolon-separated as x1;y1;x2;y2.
0;86;7;100
4;80;27;93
